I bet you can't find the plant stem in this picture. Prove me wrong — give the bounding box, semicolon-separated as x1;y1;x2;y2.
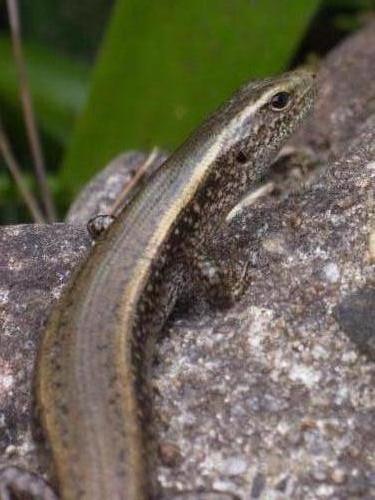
0;116;45;223
6;0;57;221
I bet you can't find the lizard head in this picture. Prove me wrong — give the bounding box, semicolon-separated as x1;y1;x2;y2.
165;69;316;222
218;68;316;174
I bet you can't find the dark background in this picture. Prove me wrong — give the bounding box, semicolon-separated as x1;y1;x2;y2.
0;0;373;222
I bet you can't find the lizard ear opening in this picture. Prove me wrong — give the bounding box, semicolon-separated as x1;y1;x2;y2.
270;91;291;111
236;151;247;164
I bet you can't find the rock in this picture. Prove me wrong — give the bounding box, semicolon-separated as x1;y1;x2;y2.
0;224;90;475
334;287;375;360
153;114;374;499
292;20;375;162
1;21;375;500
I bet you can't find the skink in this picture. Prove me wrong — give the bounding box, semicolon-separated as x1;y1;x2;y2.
34;70;313;500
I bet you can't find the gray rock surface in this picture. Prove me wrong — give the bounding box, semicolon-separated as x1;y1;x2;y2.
0;225;90;477
291;20;375;162
0;21;374;500
154;115;374;499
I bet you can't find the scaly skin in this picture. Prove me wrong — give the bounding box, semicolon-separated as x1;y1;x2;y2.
0;70;315;500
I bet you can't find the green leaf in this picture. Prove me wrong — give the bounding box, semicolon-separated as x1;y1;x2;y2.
20;1;114;61
0;37;89;144
62;0;321;194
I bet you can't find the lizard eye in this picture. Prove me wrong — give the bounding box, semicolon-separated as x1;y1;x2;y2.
270;91;291;111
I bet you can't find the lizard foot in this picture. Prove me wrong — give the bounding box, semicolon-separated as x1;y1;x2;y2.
0;467;57;500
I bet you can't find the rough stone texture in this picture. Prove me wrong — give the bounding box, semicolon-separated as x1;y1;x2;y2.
153;115;374;499
0;21;375;500
0;225;90;475
291;20;375;162
335;287;375;360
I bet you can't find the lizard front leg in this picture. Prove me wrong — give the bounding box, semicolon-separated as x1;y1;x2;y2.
185;245;252;309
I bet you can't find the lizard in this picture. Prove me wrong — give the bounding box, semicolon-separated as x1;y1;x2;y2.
0;69;315;500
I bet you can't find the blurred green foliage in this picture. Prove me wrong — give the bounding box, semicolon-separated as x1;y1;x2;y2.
20;0;114;62
0;0;373;222
0;37;88;144
61;0;320;194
